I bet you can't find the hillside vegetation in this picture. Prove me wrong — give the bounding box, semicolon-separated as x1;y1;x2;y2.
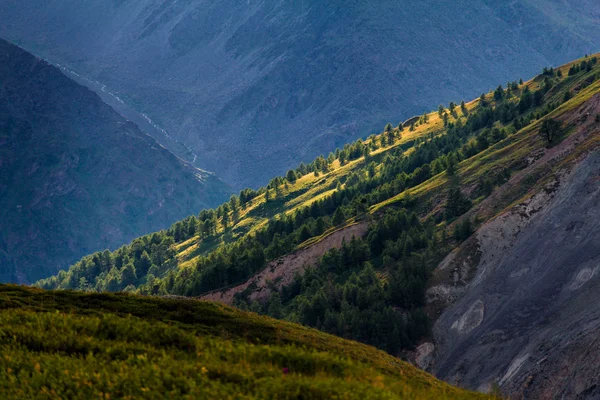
0;284;488;399
38;53;600;357
1;1;599;188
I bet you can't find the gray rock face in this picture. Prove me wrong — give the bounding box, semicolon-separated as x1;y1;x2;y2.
432;151;600;398
1;0;599;189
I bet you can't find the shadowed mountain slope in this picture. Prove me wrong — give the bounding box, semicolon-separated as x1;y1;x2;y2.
1;0;599;188
0;39;230;283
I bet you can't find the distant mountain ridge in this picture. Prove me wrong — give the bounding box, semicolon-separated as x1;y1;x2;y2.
0;39;230;283
1;0;599;189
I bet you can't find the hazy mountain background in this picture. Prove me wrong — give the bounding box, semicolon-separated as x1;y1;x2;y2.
1;0;599;189
0;39;230;283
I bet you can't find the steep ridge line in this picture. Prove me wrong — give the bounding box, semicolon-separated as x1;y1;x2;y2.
201;222;369;305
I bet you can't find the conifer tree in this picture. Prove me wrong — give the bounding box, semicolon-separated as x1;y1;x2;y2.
332;208;346;225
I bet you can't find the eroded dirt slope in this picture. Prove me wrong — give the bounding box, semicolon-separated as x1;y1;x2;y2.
201;222;369;305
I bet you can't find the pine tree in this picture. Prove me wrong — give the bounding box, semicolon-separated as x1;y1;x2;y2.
446;153;457;176
286;169;297;183
120;263;137;286
268;292;284;319
539;118;563;144
453;218;473;241
494;85;504;101
332;208;346;225
446;185;471;220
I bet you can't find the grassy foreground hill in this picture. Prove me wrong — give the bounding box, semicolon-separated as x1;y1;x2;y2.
0;284;487;399
38;53;600;359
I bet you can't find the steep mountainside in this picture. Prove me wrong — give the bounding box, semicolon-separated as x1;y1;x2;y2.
0;39;230;283
38;53;600;397
0;284;488;399
428;101;600;395
431;150;600;398
1;0;599;188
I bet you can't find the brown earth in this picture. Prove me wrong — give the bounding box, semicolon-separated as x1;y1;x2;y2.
201;222;370;305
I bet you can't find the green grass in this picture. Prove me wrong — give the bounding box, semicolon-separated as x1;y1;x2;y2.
0;284;488;399
373;56;600;221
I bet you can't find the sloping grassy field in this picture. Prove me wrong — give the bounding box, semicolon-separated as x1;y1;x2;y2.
0;284;488;399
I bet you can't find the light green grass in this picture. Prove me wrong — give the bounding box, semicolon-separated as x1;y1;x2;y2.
0;285;489;399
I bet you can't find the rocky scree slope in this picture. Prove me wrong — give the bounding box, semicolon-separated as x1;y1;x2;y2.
1;0;600;188
426;87;600;396
0;39;230;283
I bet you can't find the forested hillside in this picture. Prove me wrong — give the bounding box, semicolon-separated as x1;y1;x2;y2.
38;54;600;361
0;39;230;283
1;0;599;188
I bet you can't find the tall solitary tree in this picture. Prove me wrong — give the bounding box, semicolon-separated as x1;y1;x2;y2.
539;118;563;144
494;85;504;101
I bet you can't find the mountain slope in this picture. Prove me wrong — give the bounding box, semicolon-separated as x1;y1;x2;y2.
427;90;600;395
0;39;230;283
1;0;599;188
431;150;600;397
0;284;488;399
37;53;600;397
